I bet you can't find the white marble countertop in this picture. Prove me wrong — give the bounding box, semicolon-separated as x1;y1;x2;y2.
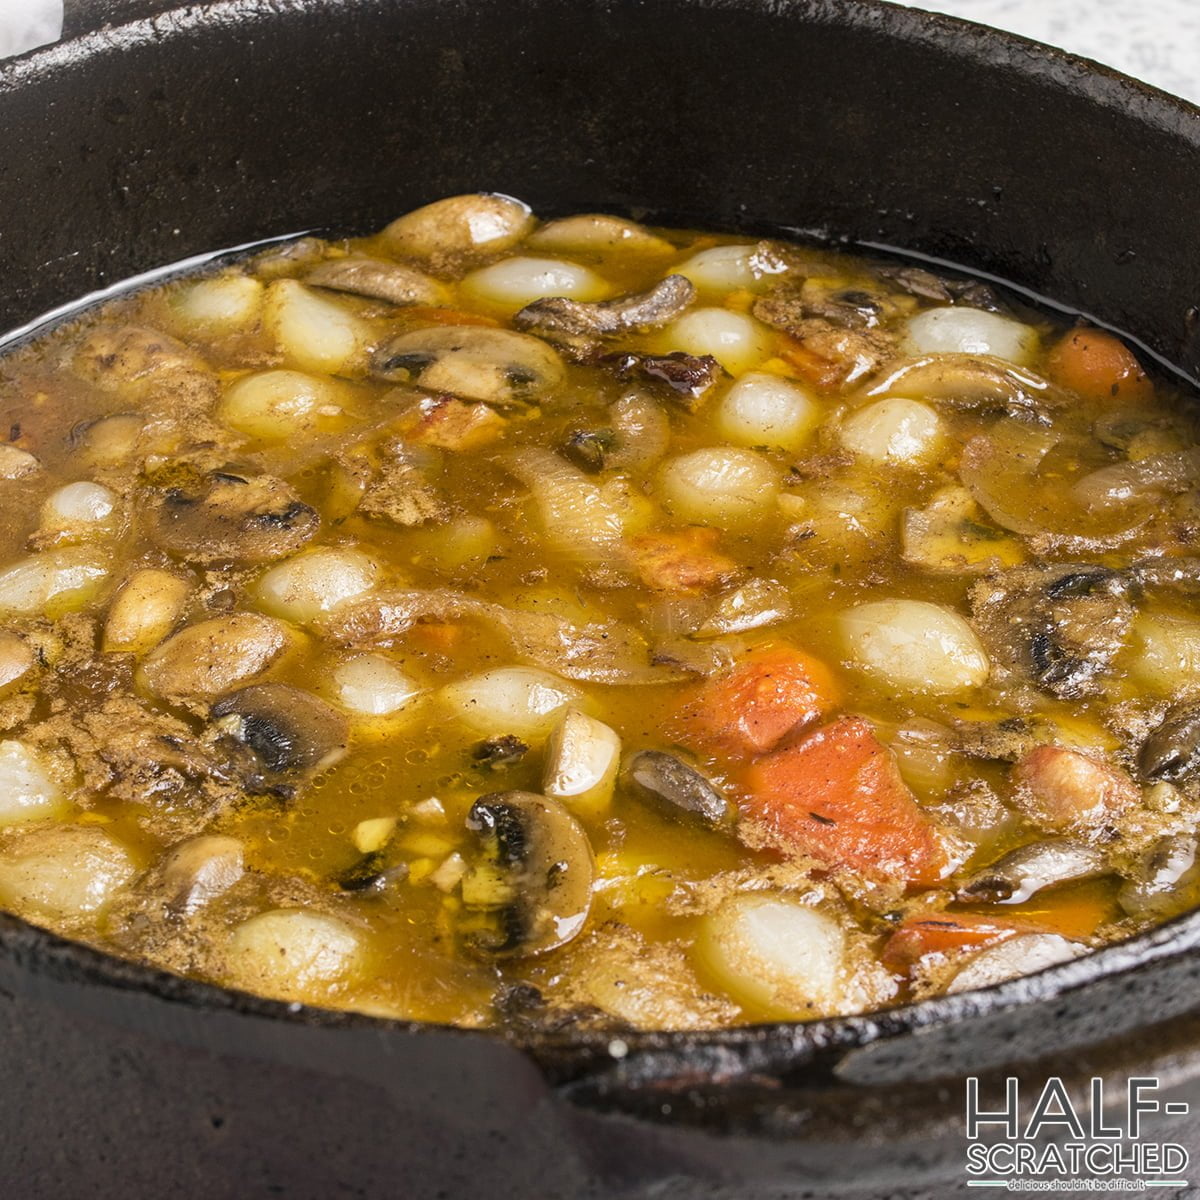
899;0;1200;103
1;0;1197;104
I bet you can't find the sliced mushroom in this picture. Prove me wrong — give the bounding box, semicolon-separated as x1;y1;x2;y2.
472;735;530;769
138;613;292;700
946;933;1087;994
372;326;564;407
151;472;319;564
875;263;1004;310
560;427;617;473
1139;702;1200;783
336;851;408;894
305;256;447;307
458;791;594;958
958;838;1107;904
621;750;732;827
211;683;349;773
154;835;245;917
968;564;1134;699
513;275;695;342
381;193;535;266
1118;832;1199;920
862;354;1068;423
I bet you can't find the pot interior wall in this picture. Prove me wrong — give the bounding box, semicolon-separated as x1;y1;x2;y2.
2;0;1199;376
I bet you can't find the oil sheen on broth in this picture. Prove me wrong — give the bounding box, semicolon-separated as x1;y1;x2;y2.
0;192;1195;1030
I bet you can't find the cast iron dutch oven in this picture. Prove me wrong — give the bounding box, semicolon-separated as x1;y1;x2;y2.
3;1;1200;1196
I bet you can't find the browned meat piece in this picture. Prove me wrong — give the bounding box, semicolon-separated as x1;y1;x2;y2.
789;279;914;330
598;351;722;412
358;450;451;526
73;325;222;435
395;394;507;452
151;471;319;563
27;696;266;836
1011;745;1139;837
628;527;740;591
968;564;1134;699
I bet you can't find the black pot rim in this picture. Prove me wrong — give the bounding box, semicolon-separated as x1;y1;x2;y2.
5;0;1200;1077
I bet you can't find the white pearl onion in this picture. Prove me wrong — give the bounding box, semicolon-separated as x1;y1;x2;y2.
0;741;65;826
661;308;771;375
0;825;136;922
674;245;765;293
219;369;342;441
839;599;990;694
0;549;109;615
716;372;819;451
840;398;943;464
439;667;580;741
43;481;116;527
904;306;1039;366
255;547;378;625
658;447;780;530
461;256;608;311
697;894;847;1018
172;273;263;333
264;280;372;374
333;654;423;716
226;908;362;999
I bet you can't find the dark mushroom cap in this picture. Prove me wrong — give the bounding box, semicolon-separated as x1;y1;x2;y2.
212;683;349;773
1140;701;1200;783
621;749;732;828
460;790;594;958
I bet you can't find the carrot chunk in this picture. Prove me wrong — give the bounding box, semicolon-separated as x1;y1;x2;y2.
673;645;839;759
628;527;739;592
1045;328;1154;405
742;715;946;887
881;914;1026;976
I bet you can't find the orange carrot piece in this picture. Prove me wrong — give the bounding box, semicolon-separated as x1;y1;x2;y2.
672;645;839;759
628;527;739;592
880;914;1028;976
1045;328;1154;405
776;333;844;391
410;621;462;653
404;306;500;328
741;716;946;887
